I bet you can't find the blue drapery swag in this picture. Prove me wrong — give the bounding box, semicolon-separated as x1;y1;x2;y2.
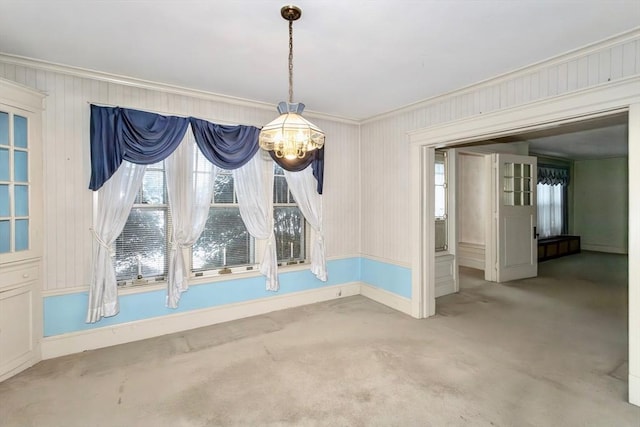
89;105;324;192
538;165;569;186
89;105;189;190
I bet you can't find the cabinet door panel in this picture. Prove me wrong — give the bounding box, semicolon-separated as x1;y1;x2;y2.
0;285;34;378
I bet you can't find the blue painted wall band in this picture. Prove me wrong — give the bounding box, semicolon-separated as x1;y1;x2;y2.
43;257;410;337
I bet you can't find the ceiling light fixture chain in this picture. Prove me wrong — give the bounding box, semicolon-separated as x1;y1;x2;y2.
288;17;294;104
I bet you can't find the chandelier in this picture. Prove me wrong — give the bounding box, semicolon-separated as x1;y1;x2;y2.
259;5;325;160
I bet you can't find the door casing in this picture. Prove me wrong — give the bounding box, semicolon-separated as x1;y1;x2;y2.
407;77;640;405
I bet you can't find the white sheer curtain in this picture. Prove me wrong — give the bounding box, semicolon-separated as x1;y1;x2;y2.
87;161;146;323
284;166;327;281
233;152;279;290
537;183;563;238
165;132;217;308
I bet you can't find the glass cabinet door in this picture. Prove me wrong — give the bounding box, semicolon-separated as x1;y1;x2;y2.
0;110;30;254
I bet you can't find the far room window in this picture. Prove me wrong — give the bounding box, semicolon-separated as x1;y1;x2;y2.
537;164;569;238
435;150;447;251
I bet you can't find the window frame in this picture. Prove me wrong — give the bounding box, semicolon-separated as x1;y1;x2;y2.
109;160;311;287
435;150;448;252
273;164;307;266
113;161;171;286
191;168;256;278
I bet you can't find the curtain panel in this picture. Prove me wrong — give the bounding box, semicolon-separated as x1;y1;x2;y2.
537;183;565;238
538;165;569;186
87;161;147;323
165;133;218;309
233;153;279;291
284;167;327;281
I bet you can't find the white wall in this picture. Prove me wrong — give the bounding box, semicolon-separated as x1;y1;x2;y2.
455;143;530;270
0;59;361;293
458;153;486;246
573;157;629;253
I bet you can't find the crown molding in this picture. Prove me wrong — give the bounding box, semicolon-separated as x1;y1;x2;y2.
362;27;640;124
0;53;359;126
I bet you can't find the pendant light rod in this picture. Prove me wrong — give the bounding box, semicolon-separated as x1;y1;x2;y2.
288;18;294;103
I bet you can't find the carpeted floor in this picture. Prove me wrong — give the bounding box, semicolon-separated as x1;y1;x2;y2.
1;251;638;426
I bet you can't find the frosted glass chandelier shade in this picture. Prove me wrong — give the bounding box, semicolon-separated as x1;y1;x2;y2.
259;102;325;160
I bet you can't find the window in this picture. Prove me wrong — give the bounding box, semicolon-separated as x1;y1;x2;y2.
192;170;253;272
114;161;306;284
537;184;564;238
114;162;169;282
435;150;447;251
536;165;569;238
273;165;305;263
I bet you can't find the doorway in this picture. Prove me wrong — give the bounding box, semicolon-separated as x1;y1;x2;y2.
407;81;639;405
450;112;628;290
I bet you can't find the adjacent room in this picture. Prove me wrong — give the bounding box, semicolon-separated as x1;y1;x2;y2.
0;1;639;424
447;113;629;288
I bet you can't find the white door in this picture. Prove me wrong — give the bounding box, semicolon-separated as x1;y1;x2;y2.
493;153;537;282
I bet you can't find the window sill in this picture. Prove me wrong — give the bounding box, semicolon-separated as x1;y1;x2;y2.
116;261;311;296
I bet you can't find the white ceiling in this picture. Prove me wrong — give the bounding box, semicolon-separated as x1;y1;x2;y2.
469;113;629;160
0;1;639;120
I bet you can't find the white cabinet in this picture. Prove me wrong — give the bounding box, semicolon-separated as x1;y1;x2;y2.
0;259;40;381
0;78;44;382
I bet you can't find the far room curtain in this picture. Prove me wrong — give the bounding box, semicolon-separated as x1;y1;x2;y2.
537;164;569;238
87;161;146;323
537;183;564;238
165;131;217;308
284;166;327;281
233;152;279;291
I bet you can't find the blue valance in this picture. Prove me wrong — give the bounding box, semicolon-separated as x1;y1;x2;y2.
270;147;324;194
89;105;324;193
89;105;189;190
538;165;569;186
189;117;260;170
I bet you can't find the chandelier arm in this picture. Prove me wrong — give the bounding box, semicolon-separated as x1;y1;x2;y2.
288;19;294;104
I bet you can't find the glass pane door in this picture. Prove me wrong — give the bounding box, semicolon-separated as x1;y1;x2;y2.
0;110;29;253
503;162;532;206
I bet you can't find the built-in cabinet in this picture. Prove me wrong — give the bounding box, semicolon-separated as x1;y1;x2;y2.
0;78;44;382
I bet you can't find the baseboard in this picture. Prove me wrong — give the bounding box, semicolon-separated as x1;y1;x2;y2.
41;282;360;360
360;283;411;315
0;357;39;383
435;282;455;298
630;373;640;407
435;254;456;297
581;244;627;254
458;242;485;270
